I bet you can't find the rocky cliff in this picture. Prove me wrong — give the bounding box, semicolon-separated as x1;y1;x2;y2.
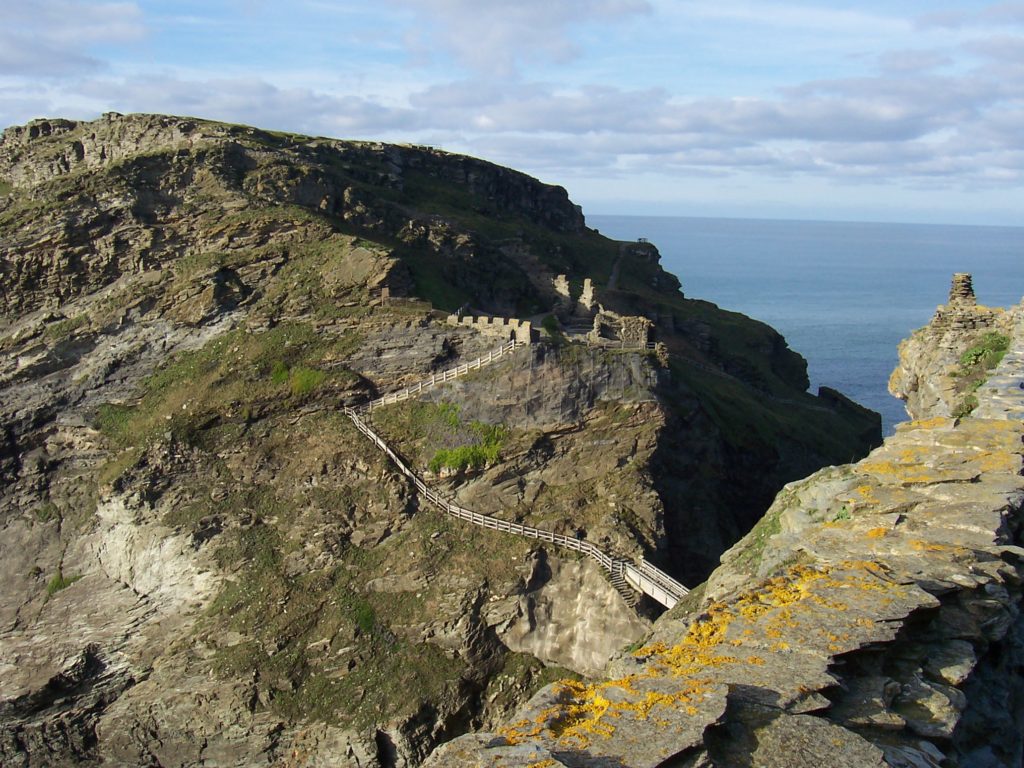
890;273;1016;420
0;113;880;767
434;279;1024;767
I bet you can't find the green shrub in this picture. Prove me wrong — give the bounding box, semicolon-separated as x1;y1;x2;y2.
46;571;82;597
35;503;59;523
541;314;567;346
953;394;979;418
959;332;1010;370
832;505;851;522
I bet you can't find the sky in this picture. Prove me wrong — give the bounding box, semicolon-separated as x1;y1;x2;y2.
1;1;1022;225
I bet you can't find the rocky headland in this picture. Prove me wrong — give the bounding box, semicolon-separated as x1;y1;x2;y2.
1;113;885;766
433;280;1024;767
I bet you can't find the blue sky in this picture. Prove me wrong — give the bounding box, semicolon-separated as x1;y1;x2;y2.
1;1;1022;225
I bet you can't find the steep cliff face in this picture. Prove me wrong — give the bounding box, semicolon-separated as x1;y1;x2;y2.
436;281;1024;767
0;113;879;767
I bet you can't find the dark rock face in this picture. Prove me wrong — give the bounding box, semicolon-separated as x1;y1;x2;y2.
0;113;881;767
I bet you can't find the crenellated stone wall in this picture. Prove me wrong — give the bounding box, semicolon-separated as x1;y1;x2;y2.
446;313;534;343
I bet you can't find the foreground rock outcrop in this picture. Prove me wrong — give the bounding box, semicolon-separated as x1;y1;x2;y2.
434;285;1024;766
0;113;880;766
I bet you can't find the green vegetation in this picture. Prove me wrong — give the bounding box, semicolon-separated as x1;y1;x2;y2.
832;505;852;522
46;571;82;597
428;440;502;473
541;314;567;346
43;314;88;341
952;331;1010;417
399;249;474;311
371;400;508;473
270;360;290;385
94;323;359;456
959;332;1010;370
34;502;59;524
0;178;12;196
205;498;468;726
286;365;327;397
729;503;784;574
670;358;872;459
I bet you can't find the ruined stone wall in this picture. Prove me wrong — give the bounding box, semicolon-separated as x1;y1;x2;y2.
588;308;653;347
446;314;534;343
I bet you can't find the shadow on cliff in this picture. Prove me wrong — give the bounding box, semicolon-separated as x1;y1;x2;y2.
648;365;881;588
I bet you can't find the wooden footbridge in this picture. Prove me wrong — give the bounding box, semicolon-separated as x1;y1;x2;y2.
343;340;689;609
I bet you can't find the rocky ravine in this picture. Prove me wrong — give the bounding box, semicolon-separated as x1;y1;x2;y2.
434;281;1024;767
1;114;879;766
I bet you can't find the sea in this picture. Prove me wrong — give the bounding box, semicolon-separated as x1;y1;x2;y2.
589;215;1024;435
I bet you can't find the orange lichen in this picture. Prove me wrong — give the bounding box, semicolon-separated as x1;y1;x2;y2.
866;527;889;539
973;449;1020;474
500;560;908;752
855;484;878;500
909;416;953;430
910;539;954;553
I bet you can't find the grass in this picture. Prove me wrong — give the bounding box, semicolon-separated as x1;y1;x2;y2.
398;248;474;311
43;314;88;341
0;178;12;196
669;358;872;459
34;502;59;523
952;332;1010;416
205;512;470;727
288;365;327;397
728;499;786;575
371;400;508;473
93;322;359;454
46;571;82;597
958;332;1010;370
428;441;502;473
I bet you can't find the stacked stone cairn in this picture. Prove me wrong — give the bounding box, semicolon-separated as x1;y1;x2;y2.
931;272;997;347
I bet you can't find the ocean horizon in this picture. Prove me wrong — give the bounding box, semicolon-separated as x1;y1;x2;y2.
589;214;1024;434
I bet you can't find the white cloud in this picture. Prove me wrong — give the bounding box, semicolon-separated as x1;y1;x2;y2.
389;0;650;74
659;0;907;34
0;0;144;76
919;2;1024;29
